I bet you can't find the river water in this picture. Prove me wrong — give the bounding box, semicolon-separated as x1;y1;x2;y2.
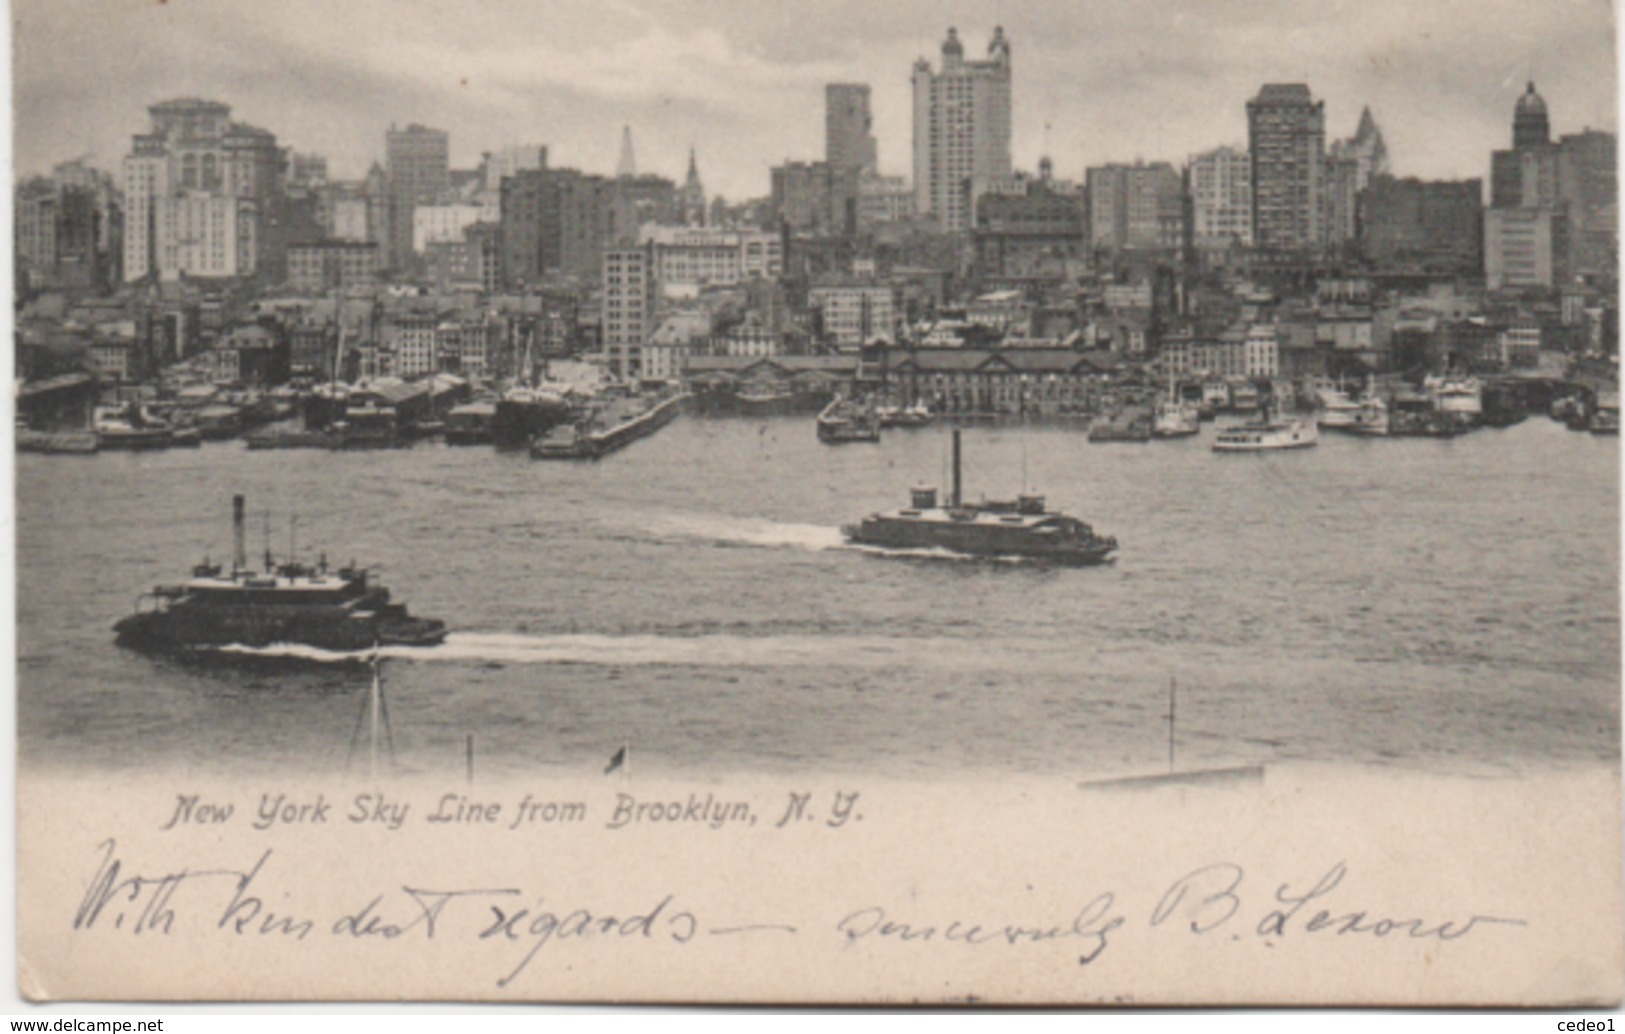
15;414;1620;780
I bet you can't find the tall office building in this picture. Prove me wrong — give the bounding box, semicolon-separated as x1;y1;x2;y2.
911;26;1012;232
1086;162;1183;252
1325;107;1388;246
1487;83;1616;284
1247;83;1326;250
500;168;616;286
1188;145;1253;250
826;84;878;174
385;123;450;263
602;244;657;379
121;98;283;283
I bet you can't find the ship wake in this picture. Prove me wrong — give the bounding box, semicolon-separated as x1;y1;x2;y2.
617;512;1065;564
202;631;1090;673
623;512;847;552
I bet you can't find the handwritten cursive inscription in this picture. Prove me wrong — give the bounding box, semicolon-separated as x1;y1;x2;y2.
72;842;1527;987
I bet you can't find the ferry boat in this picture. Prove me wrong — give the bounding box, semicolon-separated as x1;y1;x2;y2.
842;430;1116;564
114;495;446;657
1212;404;1319;452
817;397;881;444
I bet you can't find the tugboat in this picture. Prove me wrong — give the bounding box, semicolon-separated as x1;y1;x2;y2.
842;430;1117;564
114;495;447;657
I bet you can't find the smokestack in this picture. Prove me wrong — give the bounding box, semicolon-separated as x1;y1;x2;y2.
232;495;246;573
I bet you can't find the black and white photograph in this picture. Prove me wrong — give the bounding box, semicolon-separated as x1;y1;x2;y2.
9;0;1621;1009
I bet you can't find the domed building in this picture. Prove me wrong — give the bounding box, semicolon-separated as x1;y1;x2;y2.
1513;82;1551;149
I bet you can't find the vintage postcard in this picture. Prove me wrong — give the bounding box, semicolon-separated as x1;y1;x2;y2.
10;0;1621;1007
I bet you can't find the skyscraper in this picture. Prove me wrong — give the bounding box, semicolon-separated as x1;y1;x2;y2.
1247;83;1326;250
1486;83;1616;285
1188;145;1253;250
911;26;1012;232
120;98;283;283
616;126;637;179
826;83;878;174
385;123;450;264
1085;162;1183;253
1325;107;1388;246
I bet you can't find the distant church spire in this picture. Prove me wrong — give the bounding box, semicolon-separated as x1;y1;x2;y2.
679;146;706;226
616;125;637;178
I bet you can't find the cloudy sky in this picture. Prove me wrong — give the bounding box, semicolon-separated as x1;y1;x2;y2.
12;0;1618;199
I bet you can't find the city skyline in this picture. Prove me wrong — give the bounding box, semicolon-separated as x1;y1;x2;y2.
14;0;1618;199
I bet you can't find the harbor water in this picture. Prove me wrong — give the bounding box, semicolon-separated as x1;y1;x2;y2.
16;415;1620;780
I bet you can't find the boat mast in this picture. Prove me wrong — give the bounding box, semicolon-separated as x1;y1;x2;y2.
232;494;246;574
369;654;382;781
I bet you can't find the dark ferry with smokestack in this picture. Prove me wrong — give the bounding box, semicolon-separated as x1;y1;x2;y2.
114;495;447;656
841;429;1118;564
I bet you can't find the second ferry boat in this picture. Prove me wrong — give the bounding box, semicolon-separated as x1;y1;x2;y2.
842;430;1117;564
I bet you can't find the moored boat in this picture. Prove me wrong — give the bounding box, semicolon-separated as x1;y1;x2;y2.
876;401;934;428
16;428;98;454
1589;392;1619;435
1213;406;1318;452
445;401;498;445
492;386;574;447
1347;395;1390;436
93;404;174;450
1315;386;1361;430
1089;407;1151;443
1152;383;1200;438
817;397;880;444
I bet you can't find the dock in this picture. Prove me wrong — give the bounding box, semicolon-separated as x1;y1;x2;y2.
532;393;687;460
